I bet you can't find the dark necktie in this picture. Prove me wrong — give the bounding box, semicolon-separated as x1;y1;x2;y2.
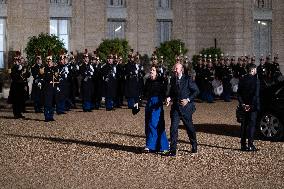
177;77;181;90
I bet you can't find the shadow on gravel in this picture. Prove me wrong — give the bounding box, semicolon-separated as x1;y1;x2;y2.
0;115;15;119
5;134;143;154
110;132;240;151
0;115;43;122
181;124;240;138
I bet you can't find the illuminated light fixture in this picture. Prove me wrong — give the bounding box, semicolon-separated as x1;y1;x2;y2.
261;22;267;26
115;26;122;32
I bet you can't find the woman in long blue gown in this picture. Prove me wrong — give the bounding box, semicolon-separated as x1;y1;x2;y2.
141;65;169;153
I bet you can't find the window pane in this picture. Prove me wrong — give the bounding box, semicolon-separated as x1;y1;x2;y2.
0;19;4;35
60;34;69;50
157;20;172;44
50;20;58;35
108;21;125;39
0;35;3;51
59;20;68;35
0;52;4;69
108;0;124;7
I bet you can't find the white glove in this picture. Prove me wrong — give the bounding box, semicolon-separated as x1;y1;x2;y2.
134;103;139;109
18;65;22;71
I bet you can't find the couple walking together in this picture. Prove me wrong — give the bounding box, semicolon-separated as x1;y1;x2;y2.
141;61;199;157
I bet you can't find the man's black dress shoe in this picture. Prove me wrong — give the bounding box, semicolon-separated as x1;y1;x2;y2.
192;144;197;153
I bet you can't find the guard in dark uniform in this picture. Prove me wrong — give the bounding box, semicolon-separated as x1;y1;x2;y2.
270;55;282;83
19;54;31;113
194;55;203;99
257;56;268;90
31;51;44;113
79;49;94;112
56;50;69;114
124;53;142;108
115;55;125;108
91;51;103;109
42;52;59;122
201;59;215;103
67;51;80;108
101;54;118;111
237;64;260;151
8;51;27;118
221;57;233;102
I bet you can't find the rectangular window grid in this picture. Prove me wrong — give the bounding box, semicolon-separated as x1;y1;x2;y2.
50;19;69;50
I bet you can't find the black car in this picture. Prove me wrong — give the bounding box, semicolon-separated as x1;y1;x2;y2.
258;81;284;140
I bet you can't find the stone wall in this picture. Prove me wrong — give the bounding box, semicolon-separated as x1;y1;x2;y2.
192;0;253;57
7;0;49;54
126;0;155;55
3;0;284;72
272;0;284;72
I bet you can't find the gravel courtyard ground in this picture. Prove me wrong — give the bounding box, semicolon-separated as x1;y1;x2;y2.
0;100;283;188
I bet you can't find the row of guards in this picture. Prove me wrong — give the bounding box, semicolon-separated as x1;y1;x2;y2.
7;48;282;121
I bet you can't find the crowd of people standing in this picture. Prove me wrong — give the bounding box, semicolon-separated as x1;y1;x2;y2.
7;48;282;155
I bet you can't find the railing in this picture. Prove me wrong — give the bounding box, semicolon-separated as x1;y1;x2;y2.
0;0;7;4
254;0;272;9
50;0;72;6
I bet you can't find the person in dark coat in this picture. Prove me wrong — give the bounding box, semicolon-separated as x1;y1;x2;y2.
91;51;103;109
67;51;80;108
237;64;260;151
31;54;44;113
56;50;69;114
257;56;268;90
201;60;215;103
42;54;59;122
8;52;28;119
101;54;118;111
142;65;169;153
80;49;94;112
114;55;125;108
165;61;200;156
221;58;233;102
17;53;31;113
270;55;282;83
124;54;141;108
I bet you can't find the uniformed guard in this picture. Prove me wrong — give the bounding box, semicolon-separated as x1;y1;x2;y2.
56;49;69;114
101;54;118;111
221;56;233;102
31;50;44;113
68;51;80;108
19;53;31;112
124;53;142;108
8;51;27;118
270;54;282;83
257;56;268;89
115;55;125;108
91;50;103;109
42;51;59;122
201;59;215;103
80;49;94;112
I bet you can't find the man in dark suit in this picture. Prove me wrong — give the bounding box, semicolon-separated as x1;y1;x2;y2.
165;61;200;156
237;64;260;151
